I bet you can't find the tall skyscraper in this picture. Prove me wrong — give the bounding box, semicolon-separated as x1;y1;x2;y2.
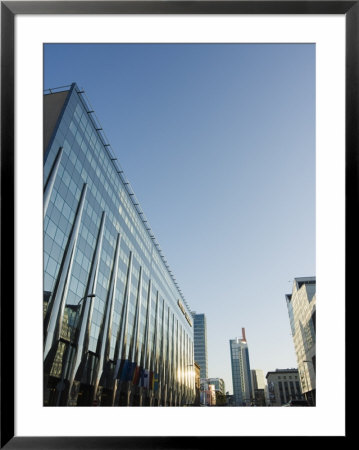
230;328;253;406
285;277;316;405
192;312;208;379
43;83;195;407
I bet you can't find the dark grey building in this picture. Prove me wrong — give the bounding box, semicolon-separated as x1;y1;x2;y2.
266;369;303;406
43;83;195;406
192;312;208;379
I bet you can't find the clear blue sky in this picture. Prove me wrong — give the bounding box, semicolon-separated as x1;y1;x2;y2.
44;43;315;394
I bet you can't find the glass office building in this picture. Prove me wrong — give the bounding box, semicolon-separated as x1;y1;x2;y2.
43;83;195;406
191;313;208;379
230;328;253;406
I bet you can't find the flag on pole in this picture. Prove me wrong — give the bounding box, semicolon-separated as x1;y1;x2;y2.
143;369;149;389
149;371;154;390
152;372;159;392
126;361;137;382
119;359;130;381
140;369;149;388
132;365;141;386
114;359;123;380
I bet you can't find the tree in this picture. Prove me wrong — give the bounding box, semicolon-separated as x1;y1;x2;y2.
215;391;227;406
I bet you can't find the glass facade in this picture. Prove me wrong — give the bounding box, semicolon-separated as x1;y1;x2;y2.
230;333;253;406
43;83;195;406
192;313;208;379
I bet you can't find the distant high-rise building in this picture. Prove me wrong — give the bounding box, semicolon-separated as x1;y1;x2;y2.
207;377;225;395
199;380;216;406
193;362;201;406
230;328;253;406
251;369;266;406
286;277;316;406
264;383;270;406
266;369;303;406
192;312;208;379
251;369;265;391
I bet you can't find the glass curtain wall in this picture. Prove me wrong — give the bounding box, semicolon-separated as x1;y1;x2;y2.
43;84;195;406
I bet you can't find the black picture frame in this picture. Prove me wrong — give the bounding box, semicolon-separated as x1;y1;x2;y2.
1;1;351;447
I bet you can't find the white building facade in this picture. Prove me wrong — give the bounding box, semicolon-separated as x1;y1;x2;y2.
286;277;316;405
251;369;266;406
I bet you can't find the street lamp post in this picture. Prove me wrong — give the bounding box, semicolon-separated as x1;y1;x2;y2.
55;293;96;406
